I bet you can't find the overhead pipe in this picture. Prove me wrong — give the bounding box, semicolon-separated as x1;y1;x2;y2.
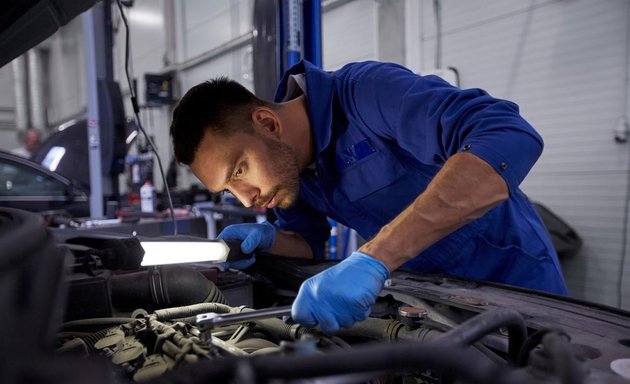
162;32;253;73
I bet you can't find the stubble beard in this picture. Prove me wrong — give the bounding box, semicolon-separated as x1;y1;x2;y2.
256;136;301;210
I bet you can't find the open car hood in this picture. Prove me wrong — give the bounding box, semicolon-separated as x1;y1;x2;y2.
0;0;99;68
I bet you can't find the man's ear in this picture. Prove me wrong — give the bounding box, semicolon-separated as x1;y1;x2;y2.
252;107;281;138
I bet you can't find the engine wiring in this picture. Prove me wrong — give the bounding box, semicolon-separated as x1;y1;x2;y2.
56;298;592;384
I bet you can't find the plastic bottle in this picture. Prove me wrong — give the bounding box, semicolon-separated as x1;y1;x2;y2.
140;180;156;214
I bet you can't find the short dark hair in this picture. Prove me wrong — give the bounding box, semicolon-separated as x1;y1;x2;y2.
169;77;270;165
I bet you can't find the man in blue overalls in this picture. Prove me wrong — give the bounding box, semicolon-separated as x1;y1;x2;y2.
170;60;568;334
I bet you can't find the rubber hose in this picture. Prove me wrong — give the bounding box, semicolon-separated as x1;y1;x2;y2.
435;308;526;365
335;318;405;341
110;265;226;310
61;317;136;332
152;302;233;321
541;332;585;384
252;317;314;341
232;308;314;341
151;340;525;384
202;278;228;305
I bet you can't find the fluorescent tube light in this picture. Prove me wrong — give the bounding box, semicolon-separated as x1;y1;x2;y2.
140;240;229;266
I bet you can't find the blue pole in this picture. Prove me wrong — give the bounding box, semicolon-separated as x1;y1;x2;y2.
285;0;301;68
303;0;322;67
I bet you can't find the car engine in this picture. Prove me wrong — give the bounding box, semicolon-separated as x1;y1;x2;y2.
1;207;629;384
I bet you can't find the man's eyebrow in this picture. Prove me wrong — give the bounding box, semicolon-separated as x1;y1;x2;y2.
209;158;237;194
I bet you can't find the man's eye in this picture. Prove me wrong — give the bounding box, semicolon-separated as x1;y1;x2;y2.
234;167;243;178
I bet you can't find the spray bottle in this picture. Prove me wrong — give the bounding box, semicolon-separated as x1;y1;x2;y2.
140;179;156;214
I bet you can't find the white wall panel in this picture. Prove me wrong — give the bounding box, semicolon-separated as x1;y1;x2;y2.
182;0;231;33
181;46;254;93
181;0;251;60
0;63;17;151
323;0;378;70
0;65;14;110
47;18;87;126
113;0;167;103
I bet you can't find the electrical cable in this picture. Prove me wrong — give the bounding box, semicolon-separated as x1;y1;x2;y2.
115;0;178;235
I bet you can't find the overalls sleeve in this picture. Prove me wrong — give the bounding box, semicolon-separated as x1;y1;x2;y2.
343;62;543;194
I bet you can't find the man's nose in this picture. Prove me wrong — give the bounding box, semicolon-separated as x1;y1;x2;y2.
229;184;259;208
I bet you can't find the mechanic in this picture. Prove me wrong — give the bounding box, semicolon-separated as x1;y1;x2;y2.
169;60;568;333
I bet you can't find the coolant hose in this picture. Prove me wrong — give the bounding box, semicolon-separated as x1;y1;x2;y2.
110;265;227;311
152;302;234;322
231;307;314;340
151;339;526;384
435;308;526;364
541;331;585;384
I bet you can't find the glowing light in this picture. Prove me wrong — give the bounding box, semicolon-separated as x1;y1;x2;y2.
140;241;229;266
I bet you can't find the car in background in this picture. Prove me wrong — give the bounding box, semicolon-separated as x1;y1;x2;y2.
0;149;89;217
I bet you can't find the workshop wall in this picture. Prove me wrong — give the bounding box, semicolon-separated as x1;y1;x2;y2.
0;65;17;150
47;18;87;127
322;0;379;69
405;0;630;309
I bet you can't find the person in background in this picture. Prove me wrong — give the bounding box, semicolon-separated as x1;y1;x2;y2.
169;60;568;334
11;127;42;159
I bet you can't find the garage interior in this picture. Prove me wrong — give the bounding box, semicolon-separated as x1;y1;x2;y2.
0;1;629;383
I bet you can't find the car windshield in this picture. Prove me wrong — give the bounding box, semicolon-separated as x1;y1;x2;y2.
0;159;67;197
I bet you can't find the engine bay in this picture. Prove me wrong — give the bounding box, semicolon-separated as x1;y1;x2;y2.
1;207;629;384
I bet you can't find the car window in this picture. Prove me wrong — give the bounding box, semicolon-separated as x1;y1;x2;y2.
0;158;67;197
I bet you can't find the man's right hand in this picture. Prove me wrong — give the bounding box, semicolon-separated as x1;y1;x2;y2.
218;221;277;254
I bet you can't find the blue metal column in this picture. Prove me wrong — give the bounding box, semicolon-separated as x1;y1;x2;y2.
303;0;322;67
284;0;302;68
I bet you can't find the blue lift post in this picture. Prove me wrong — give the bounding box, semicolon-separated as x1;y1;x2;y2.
279;0;322;72
302;0;322;68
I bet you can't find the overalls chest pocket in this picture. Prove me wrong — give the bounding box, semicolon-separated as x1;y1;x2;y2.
336;142;406;203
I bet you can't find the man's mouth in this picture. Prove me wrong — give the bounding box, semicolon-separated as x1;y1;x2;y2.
262;192;278;209
256;190;278;209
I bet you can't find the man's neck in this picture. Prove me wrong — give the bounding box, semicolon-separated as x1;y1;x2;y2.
279;94;315;170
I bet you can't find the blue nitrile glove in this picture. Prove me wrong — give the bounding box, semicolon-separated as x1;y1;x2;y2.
291;251;390;334
217;221;276;269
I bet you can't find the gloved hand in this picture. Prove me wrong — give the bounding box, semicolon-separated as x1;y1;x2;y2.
217;221;277;269
291;251;389;334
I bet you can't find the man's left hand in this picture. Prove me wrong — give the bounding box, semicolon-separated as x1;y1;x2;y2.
291;251;389;333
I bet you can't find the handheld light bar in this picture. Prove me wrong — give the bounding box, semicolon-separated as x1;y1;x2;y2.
140;240;229;266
